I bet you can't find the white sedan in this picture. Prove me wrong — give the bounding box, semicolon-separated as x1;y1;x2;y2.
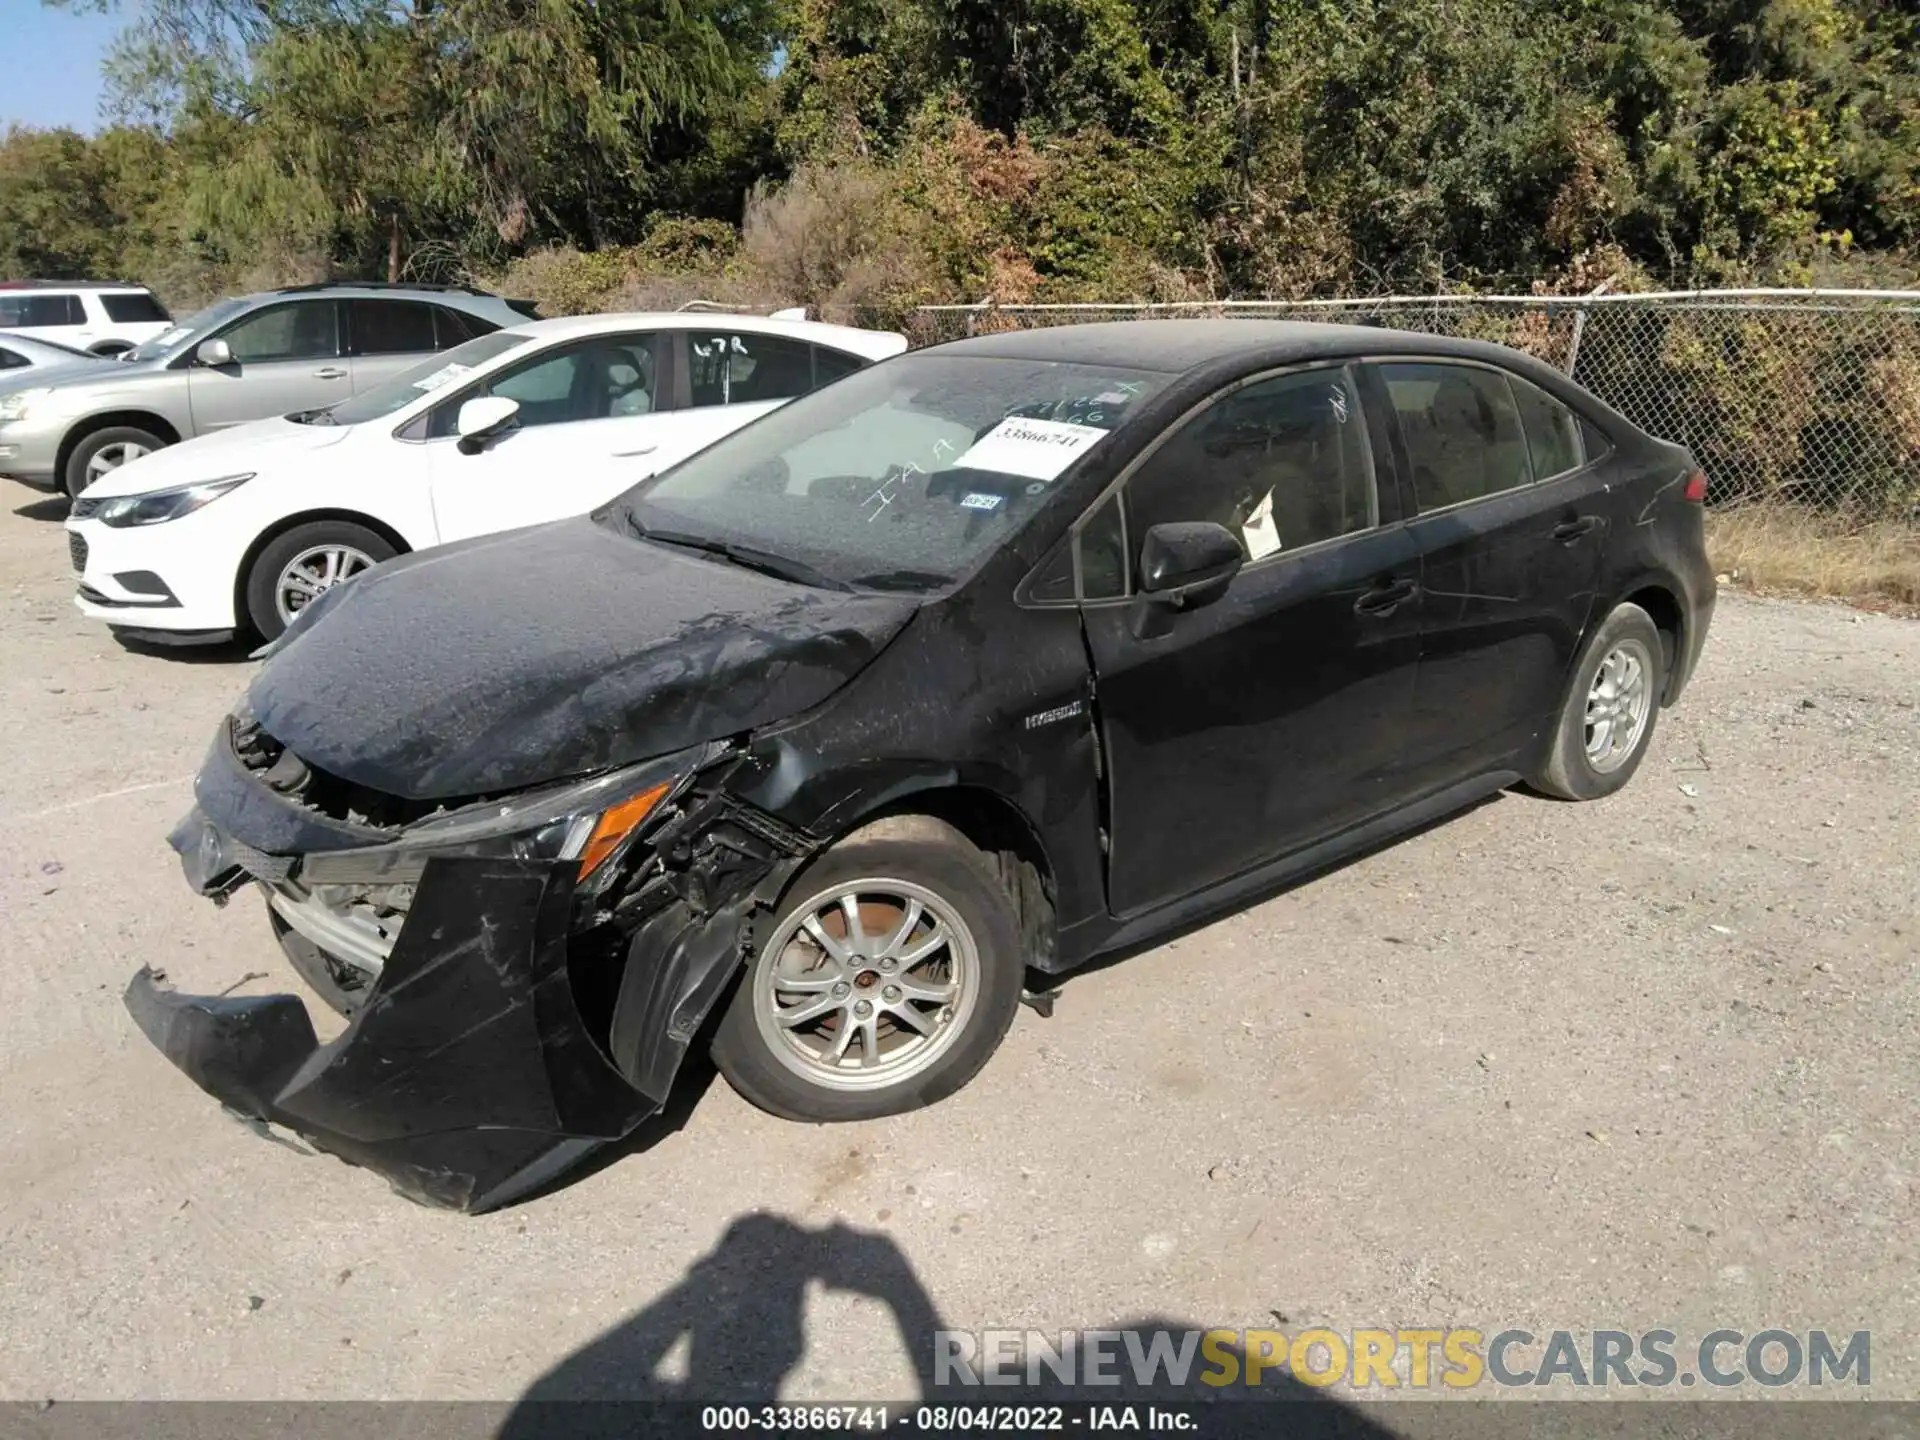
64;311;907;644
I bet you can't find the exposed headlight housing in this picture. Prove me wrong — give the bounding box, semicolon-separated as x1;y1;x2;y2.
96;474;253;527
0;387;53;423
297;748;696;894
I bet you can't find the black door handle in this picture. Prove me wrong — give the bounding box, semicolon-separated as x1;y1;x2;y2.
1355;577;1418;616
1552;516;1601;543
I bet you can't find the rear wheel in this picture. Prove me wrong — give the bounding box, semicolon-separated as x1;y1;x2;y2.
65;425;166;497
1531;601;1666;800
243;520;396;641
712;816;1026;1122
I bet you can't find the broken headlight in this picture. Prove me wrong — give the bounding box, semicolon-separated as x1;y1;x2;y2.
298;747;697;893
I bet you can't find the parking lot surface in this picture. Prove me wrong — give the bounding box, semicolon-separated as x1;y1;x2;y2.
2;488;1915;1404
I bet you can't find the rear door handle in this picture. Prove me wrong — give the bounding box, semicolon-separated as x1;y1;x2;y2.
1552;516;1601;543
1354;577;1419;616
613;444;658;458
312;367;347;380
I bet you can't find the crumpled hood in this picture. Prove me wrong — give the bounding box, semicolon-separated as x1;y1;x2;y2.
79;415;356;498
246;517;920;801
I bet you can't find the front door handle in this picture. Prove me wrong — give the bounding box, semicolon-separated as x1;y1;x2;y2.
1552;515;1601;543
312;366;347;380
613;443;658;458
1355;577;1419;616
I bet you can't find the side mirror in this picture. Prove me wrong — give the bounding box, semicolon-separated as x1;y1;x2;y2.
1139;521;1244;606
456;395;520;453
194;338;233;367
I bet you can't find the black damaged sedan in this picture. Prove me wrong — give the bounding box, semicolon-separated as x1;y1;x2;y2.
129;320;1715;1210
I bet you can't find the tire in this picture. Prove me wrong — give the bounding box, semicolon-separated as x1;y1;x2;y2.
65;425;167;498
1531;601;1666;801
243;520;396;641
712;815;1026;1122
88;342;132;358
270;910;374;1017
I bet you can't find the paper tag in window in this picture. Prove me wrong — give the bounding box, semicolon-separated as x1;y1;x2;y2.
951;417;1106;482
1241;490;1281;560
411;361;471;393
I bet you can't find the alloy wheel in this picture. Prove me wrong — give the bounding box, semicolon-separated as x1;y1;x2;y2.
1584;637;1654;774
275;544;375;625
751;879;981;1092
86;440;151;483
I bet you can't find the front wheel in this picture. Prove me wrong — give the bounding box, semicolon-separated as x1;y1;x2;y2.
65;425;166;497
243;520;396;641
1531;601;1666;800
711;815;1026;1122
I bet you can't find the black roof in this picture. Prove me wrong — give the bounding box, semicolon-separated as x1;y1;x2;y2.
930;317;1534;376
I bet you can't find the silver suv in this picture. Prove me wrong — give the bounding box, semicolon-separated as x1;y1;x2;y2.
0;283;535;496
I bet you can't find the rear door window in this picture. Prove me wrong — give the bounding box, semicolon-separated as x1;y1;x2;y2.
688;332;820;406
0;293;84;328
101;292;170;323
350;299;438;356
1376;362;1533;512
0;345;27;370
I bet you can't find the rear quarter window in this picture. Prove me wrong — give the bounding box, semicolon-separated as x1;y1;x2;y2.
102;292;170;324
1510;376;1585;480
812;346;865;388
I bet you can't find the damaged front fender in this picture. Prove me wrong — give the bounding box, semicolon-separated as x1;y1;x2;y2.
130;779;818;1212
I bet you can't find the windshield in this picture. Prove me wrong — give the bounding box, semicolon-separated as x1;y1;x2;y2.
611;353;1170;590
121;297;250;363
309;332;533;426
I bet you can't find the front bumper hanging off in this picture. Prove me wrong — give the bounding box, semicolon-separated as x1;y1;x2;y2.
125;851;667;1213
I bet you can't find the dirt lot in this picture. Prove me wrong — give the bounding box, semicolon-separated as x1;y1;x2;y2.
2;484;1916;1409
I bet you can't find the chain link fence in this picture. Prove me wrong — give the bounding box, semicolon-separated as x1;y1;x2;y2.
911;292;1920;523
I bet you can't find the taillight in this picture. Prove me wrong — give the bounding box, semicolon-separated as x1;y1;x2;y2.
1682;469;1708;503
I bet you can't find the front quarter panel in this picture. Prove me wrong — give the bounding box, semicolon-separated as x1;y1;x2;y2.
730;551;1108;950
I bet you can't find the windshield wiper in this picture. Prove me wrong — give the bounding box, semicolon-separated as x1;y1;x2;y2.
631;521;853;593
848;568;952;592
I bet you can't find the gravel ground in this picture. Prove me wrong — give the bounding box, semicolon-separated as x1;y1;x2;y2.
1;485;1915;1410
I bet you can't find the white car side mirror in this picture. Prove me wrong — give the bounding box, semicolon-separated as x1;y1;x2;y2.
195;338;233;367
456;395;520;452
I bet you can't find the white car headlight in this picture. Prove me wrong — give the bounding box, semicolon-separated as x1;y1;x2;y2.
0;387;53;423
95;474;254;528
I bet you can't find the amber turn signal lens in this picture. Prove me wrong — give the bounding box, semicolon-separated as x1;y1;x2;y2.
577;781;672;878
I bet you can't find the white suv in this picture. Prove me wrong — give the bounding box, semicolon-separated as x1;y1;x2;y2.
0;283;173;356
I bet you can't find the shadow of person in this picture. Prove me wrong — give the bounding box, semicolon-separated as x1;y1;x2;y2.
497;1215;1407;1440
498;1212;948;1436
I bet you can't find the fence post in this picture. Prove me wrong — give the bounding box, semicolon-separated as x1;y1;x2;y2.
1564;280;1611;377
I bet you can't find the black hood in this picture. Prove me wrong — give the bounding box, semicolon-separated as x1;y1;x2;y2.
246;517;919;800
